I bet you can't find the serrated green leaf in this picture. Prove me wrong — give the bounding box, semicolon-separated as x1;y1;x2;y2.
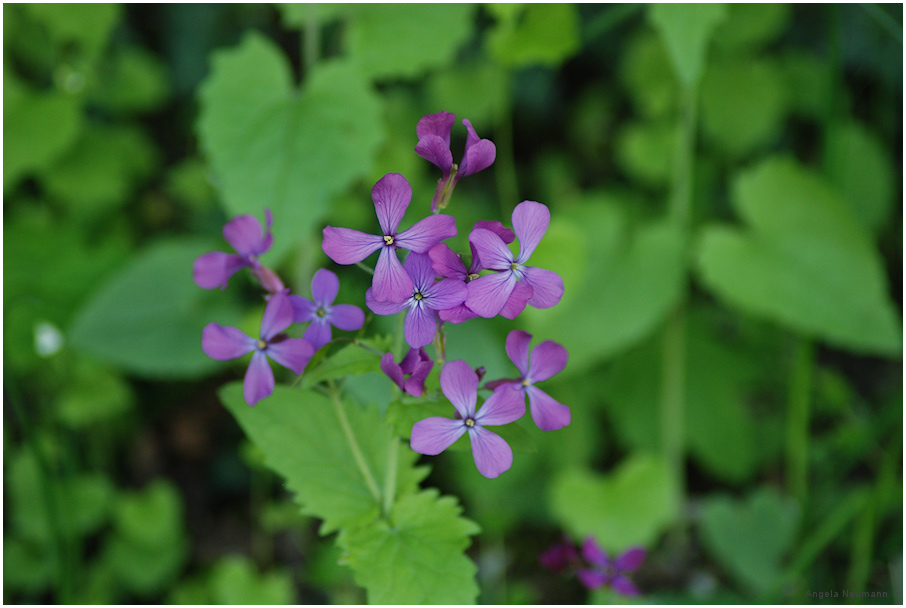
696;157;901;355
301;338;390;389
197;33;383;262
220;383;426;534
339;489;480;604
68;238;244;378
487;4;581;68
649;3;727;86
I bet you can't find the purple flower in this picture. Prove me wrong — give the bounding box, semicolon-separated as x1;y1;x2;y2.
288;269;365;350
381;347;433;397
539;540;578;572
322;173;457;304
486;330;570;431
365;252;467;349
465;201;564;318
415;111;496;212
202;290;314;407
410;360;525;478
193;209;285;294
576;538;646;597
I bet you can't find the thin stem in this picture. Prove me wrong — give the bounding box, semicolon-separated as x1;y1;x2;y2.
494;70;518;214
393;309;406;361
355;261;374;275
383;437;399;517
326;380;382;505
786;337;813;507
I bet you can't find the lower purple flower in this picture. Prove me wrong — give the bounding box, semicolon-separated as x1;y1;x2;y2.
202;290;314;406
288;268;365;350
577;538;646;597
381;347;433;397
410;360;525;478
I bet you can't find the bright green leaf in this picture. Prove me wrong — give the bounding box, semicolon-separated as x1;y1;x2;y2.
301;338;390;390
649;3;727;86
487;4;581;68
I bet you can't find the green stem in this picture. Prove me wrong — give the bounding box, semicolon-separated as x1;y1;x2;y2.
383;437;399;517
326;380;382;505
786;337;813;507
393;309;406;361
494;70;519;214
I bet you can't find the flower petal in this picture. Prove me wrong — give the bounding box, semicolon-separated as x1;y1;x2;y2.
404;359;434;397
464;271;516;318
415;135;454;174
526;385;571;431
458;119;496;177
440;359;479;419
302;318;332;350
528;339;568;382
403;252;438;292
365;288;408;316
260;290;294;341
505;329;533;377
410;416;466;455
288;294;318;323
438;303;477;324
416;111;456;144
244;351;275;406
468;427;513;479
522;266;564;309
310;268;339;307
614;547;647;572
425;278;468;311
395;214;457;253
251;264;285;294
512;201;550;263
539;543;578;572
475;384;526;427
428;243;467;280
398;347;423;375
582;537;611;568
473;220;515;245
404;302;438;349
193;252;248;290
372;173;411;236
499;280;533;320
577;569;607;590
223;213;268;257
326;304;364;331
372;247;413;303
468;228;513;271
380;352;405;391
202;323;256;360
322;226;383;265
611;575;641;597
266;338;314;375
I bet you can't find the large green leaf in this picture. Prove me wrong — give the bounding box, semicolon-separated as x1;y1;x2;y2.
68;238;244;379
696;157;901;356
339;489;480;604
649;3;727;86
487;4;581;68
197;32;384;262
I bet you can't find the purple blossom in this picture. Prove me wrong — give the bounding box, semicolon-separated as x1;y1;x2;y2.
381;347;433;397
415;111;496;212
193;209;285;294
486;330;570;431
202;290;314;407
322;173;457;304
576;538;646;597
539;539;579;572
365;252;467;349
288;269;365;350
465;201;564;318
410;360;525;478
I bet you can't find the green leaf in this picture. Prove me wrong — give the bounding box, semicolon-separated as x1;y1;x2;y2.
619;31;678;119
301;338;389;390
91;46;171;114
220;383;426;534
696;157;901;356
102;534;188;596
550;454;680;552
487;4;581;68
339;489;480;604
428;61;508;125
197;32;384;262
614;120;678;187
113;479;185;548
649;3;727;86
276;3;352;28
68;238;244;378
346;5;475;80
209;556;296;605
22;3;121;56
3;537;53;594
711;3;791;51
699;489;800;595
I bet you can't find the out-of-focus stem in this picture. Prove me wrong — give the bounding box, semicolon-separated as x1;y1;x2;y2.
303;8;319;73
383;437;399;517
494;70;518;214
786;337;813;507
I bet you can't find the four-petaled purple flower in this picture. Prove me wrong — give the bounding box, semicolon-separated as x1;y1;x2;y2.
576;538;646;597
322;173;457;303
486;330;570;431
193;209;285;294
465;201;564;318
288;269;365;350
202;290;314;407
415;111;497;212
539;538;579;572
380;347;433;397
410;360;525;478
365;252;467;349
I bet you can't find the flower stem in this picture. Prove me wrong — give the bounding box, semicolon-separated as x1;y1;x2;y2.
786;337;813;507
326;379;382;505
383;437;399;517
494;70;518;213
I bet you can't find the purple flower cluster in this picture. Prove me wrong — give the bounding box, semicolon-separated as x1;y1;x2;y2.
540;537;647;597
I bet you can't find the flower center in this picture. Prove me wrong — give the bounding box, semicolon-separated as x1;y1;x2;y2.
383;235;395;246
256;339;268;350
521;377;531;387
464;417;475;427
413;291;424;301
316;307;326;318
466;273;479;282
510;262;520;271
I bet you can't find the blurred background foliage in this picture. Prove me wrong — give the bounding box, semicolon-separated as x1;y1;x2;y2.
3;3;902;604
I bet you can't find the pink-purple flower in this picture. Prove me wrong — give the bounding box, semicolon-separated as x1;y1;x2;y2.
465;201;564;318
576;538;646;597
193;209;285;294
415;111;496;212
486;330;570;431
288;269;365;350
201;290;314;407
322;173;457;303
365;252;467;349
381;347;433;397
410;360;525;478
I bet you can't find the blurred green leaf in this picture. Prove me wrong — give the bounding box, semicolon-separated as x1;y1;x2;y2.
550;454;680;552
780;50;834;121
3;537;53;594
92;46;171;114
22;3;120;56
649;3;727;86
68;238;244;379
102;534;188;596
620;30;678;119
711;3;791;51
339;489;480;604
428;61;508;125
198;32;384;262
347;5;475;80
699;488;800;595
614;120;678;187
209;556;295;604
696;157;901;355
487;4;581;68
276;3;352;27
113;479;185;548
